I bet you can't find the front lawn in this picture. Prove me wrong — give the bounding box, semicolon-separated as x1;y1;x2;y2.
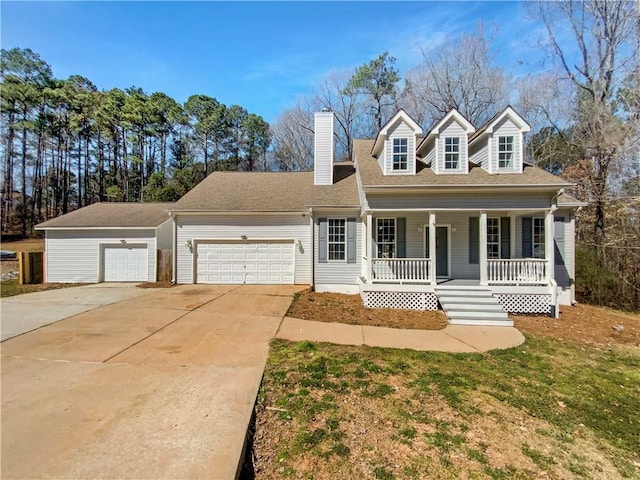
1;280;87;298
250;336;640;479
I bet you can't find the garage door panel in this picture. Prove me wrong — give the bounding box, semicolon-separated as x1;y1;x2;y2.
104;245;147;282
196;241;294;284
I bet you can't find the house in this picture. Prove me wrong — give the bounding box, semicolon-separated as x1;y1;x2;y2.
37;107;585;324
36;202;174;283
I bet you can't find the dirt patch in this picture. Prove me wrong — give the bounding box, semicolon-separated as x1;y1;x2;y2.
513;303;640;347
1;259;19;275
287;289;447;330
1;238;45;252
136;281;175;289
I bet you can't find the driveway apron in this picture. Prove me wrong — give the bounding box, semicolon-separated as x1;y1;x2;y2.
1;284;301;480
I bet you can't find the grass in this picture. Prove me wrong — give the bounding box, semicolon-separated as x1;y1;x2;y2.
254;335;640;479
1;280;87;298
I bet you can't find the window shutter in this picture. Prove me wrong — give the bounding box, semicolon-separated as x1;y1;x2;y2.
500;217;511;259
346;218;356;264
554;217;565;266
318;218;327;263
397;218;406;258
469;217;479;264
522;217;533;258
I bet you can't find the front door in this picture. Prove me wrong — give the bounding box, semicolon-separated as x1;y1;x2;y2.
425;226;449;277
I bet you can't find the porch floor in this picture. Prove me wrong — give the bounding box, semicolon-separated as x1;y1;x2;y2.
436;279;481;286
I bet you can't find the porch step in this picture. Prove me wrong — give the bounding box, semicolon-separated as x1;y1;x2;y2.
435;287;513;327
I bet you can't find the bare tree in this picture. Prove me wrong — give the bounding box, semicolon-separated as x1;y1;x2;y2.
270;105;314;171
531;0;639;245
402;24;509;128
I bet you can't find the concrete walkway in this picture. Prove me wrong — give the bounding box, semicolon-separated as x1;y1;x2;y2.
276;317;525;352
1;283;158;341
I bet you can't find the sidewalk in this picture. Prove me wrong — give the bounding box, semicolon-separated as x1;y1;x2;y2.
276;317;525;352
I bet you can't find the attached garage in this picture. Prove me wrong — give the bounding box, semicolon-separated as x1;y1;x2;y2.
195;240;295;284
36;203;174;283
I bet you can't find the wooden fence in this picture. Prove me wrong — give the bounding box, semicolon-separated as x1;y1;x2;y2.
157;249;172;282
19;251;43;284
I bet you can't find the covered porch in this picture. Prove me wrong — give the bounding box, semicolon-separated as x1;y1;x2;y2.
361;209;556;287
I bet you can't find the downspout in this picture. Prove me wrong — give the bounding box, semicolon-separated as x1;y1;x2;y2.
309;208;315;291
171;212;177;284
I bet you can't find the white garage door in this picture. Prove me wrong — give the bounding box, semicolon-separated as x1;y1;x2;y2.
196;241;294;284
103;245;148;282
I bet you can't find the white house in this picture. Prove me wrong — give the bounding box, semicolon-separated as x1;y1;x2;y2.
38;108;585;325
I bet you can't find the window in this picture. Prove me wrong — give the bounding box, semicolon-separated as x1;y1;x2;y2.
487;217;500;259
392;138;408;170
377;218;395;258
444;137;460;169
498;136;514;168
533;218;545;259
328;218;346;261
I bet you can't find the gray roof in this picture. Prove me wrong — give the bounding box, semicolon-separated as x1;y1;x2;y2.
172;163;360;212
355;139;571;189
557;193;587;207
36;202;174;229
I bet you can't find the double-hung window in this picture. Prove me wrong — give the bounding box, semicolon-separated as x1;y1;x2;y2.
487;218;500;259
533;218;545;259
392;138;408;170
376;218;395;258
328;218;346;261
498;136;514;168
444;137;460;170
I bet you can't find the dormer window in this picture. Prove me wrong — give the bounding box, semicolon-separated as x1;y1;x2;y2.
498;136;514;168
444;137;460;169
392;138;408;170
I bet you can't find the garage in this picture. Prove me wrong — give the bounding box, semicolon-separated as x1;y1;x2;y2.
195;240;295;284
103;244;148;282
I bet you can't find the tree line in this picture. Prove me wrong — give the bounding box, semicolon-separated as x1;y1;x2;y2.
0;48;270;235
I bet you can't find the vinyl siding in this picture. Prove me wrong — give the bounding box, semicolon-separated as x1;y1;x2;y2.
491;118;522;173
367;192;554;210
555;209;573;289
435;119;468;174
156;218;173;250
384;120;416;175
45;229;156;283
314;112;334;185
175;215;311;284
422;138;436;167
469;140;488;169
314;214;362;285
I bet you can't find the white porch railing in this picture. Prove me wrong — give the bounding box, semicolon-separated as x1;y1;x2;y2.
487;259;549;285
371;258;432;283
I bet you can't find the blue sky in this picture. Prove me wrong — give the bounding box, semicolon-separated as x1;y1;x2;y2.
2;1;549;123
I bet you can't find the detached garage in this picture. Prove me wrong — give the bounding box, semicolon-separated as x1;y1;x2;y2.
36;203;173;283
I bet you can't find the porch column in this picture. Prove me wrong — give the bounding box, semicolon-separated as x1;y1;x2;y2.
429;211;437;285
479;211;488;285
366;213;373;281
545;209;555;282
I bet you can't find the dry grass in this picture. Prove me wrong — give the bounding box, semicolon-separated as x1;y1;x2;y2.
1;238;45;252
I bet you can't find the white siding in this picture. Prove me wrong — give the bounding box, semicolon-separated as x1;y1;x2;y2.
156;218;173;250
421;138;436;167
45;229;156;283
314;214;362;286
554;210;574;289
314;111;334;185
491;117;522;173
469;140;488;169
367;192;553;210
384;120;416;175
434;119;468;174
175;215;311;284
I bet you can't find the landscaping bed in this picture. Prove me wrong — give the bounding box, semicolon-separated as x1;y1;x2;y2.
287;289;447;330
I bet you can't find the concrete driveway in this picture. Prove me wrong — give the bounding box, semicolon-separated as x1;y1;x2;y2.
1;284;304;480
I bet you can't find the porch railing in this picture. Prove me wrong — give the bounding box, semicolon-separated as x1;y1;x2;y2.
487;259;549;285
371;258;431;283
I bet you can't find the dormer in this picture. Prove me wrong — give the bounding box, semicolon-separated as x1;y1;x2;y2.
416;109;475;175
370;109;423;176
469;106;531;174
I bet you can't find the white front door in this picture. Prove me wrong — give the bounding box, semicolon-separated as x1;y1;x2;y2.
196;241;295;284
103;245;148;282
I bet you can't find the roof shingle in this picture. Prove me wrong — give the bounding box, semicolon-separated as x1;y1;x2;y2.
36;202;174;229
